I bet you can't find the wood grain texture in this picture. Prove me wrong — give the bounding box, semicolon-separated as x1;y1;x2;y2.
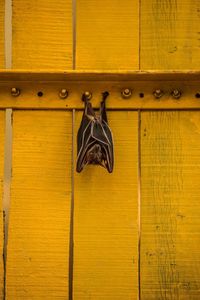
6;111;72;299
141;111;200;299
0;0;4;67
141;0;200;69
73;111;138;299
0;111;5;300
76;0;139;70
12;0;72;69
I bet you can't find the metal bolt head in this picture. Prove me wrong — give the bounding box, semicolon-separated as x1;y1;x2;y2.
121;88;132;99
83;91;92;101
59;89;68;99
171;89;181;99
11;87;20;97
153;89;164;99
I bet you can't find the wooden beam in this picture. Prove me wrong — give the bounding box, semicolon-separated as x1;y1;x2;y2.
0;71;199;109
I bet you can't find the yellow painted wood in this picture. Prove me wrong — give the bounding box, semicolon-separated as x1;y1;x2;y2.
6;111;72;299
1;79;200;110
0;111;5;300
0;0;4;67
73;111;138;299
141;111;200;299
0;70;200;81
0;69;200;109
1;71;200;110
141;0;200;69
76;0;139;70
12;0;73;69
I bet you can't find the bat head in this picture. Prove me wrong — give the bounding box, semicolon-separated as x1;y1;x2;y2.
86;144;103;165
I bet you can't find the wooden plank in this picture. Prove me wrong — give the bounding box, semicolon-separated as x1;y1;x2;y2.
141;0;200;69
0;70;199;109
0;111;5;300
0;0;4;67
6;111;72;299
73;111;138;299
141;111;200;299
76;0;139;70
12;0;73;69
0;70;200;82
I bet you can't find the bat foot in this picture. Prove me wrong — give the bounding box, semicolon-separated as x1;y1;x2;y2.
102;91;109;101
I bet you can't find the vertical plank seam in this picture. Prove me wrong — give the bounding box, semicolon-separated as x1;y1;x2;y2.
138;110;141;300
4;0;12;297
72;0;76;70
69;109;75;300
3;109;13;300
4;0;12;68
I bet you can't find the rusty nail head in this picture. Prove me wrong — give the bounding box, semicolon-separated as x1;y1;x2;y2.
59;89;68;99
153;89;164;99
171;89;181;99
11;87;20;97
121;88;132;99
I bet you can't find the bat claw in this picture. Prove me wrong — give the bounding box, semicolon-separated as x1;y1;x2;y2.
102;91;109;101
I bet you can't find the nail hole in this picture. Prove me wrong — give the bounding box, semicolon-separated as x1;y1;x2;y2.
37;91;43;97
139;92;144;98
196;93;200;98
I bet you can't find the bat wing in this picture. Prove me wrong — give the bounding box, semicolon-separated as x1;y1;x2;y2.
76;94;114;173
91;120;114;173
77;101;94;152
100;121;114;173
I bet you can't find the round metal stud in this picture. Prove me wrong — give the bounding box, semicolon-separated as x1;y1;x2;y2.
11;87;20;97
59;89;68;99
196;92;200;99
153;89;164;99
82;91;92;101
121;88;132;99
171;89;181;99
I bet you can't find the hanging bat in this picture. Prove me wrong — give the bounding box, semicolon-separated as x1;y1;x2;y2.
76;92;114;173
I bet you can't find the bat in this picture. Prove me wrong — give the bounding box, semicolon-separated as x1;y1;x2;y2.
76;92;114;173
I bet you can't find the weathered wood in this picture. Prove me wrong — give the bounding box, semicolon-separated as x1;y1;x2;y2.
141;0;200;69
73;111;138;299
141;111;200;299
76;0;139;69
6;111;72;299
0;71;199;109
0;70;200;81
12;0;73;69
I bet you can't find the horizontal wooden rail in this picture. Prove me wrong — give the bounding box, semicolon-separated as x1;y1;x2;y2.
0;70;200;109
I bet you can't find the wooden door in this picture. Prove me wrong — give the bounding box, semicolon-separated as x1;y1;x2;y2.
0;0;200;299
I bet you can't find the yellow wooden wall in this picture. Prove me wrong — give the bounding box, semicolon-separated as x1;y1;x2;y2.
0;0;200;299
6;112;72;299
12;0;73;69
141;0;200;69
141;111;200;299
74;112;138;299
